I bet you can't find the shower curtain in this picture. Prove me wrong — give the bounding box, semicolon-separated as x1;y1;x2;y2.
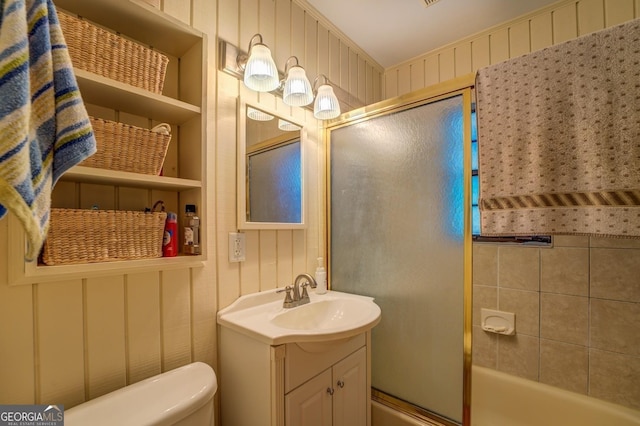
328;93;470;424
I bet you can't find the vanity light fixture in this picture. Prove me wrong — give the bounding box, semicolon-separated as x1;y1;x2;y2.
278;119;301;131
238;34;279;92
313;74;341;120
247;106;274;121
282;56;313;107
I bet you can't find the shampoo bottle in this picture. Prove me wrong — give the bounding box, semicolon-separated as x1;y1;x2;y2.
315;257;327;294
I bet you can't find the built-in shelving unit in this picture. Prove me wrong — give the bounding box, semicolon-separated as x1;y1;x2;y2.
8;0;207;285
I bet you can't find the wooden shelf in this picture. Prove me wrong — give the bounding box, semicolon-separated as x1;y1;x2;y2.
76;69;201;124
59;166;202;190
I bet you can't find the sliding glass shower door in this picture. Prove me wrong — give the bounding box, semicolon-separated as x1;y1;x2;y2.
328;91;471;425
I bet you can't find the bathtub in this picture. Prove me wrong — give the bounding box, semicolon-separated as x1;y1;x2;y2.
372;366;640;426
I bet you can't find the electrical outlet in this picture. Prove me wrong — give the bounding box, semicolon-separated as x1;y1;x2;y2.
228;232;246;262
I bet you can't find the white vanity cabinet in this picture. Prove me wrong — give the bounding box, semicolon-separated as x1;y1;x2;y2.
219;327;372;426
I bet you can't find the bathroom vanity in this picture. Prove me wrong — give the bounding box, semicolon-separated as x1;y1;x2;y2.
217;290;381;426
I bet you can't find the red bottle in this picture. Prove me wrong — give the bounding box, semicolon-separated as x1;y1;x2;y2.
162;212;178;257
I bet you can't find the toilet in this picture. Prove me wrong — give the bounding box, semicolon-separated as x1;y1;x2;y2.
65;362;217;426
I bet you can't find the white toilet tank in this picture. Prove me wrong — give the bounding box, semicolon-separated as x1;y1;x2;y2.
65;362;217;426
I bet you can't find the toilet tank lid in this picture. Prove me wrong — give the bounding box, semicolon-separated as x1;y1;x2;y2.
65;362;217;426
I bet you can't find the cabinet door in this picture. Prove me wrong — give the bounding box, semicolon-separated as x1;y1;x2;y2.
285;368;332;426
333;347;367;426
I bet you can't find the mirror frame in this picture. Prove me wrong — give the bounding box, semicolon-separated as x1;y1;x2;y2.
237;98;307;230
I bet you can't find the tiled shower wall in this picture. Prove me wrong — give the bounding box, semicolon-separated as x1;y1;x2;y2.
472;236;640;411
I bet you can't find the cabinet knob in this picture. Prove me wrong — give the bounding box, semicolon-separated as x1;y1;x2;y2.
327;387;334;395
337;380;345;388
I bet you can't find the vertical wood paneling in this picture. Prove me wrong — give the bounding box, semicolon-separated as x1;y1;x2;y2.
161;269;192;371
79;184;115;210
259;230;278;290
0;213;33;403
553;3;578;43
126;272;161;384
37;280;85;406
605;0;635;25
218;0;239;43
397;63;411;95
85;276;126;399
260;0;276;56
531;12;554;51
293;230;307;276
489;29;509;64
277;230;294;287
471;36;490;71
373;69;382;102
240;0;259;48
291;2;305;59
51;181;77;208
578;0;605;35
191;267;217;366
410;60;425;92
385;69;398;99
509;20;531;58
192;0;216;34
118;187;148;211
424;55;439;86
439;48;455;81
275;0;291;67
366;64;374;104
340;41;350;90
317;24;330;78
358;56;366;102
305;14;318;79
454;43;472;77
329;33;340;84
242;231;261;295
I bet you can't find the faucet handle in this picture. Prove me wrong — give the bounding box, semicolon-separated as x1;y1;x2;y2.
276;285;295;307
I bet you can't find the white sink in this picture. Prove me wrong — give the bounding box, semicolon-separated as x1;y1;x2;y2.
217;289;381;345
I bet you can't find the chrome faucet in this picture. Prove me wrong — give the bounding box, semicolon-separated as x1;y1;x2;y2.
276;273;318;308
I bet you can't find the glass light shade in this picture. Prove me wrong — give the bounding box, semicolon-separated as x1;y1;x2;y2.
243;44;279;92
278;119;301;131
313;84;341;119
247;106;274;121
283;66;313;106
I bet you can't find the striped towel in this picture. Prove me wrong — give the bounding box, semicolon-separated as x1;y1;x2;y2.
0;0;96;260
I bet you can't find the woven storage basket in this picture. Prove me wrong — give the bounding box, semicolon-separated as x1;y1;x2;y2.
80;117;170;175
42;209;167;265
58;11;169;94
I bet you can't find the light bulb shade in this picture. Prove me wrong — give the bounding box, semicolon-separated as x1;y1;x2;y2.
247;106;274;121
313;84;341;119
283;66;313;106
278;119;301;131
243;44;279;92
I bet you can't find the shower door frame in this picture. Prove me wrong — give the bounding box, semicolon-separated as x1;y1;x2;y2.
324;74;475;426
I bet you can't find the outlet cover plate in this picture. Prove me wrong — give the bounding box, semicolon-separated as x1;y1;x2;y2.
228;232;246;262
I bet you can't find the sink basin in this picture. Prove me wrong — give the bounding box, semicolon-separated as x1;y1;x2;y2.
217;289;381;345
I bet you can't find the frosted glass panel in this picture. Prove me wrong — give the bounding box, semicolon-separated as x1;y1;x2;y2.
248;141;301;223
330;96;464;423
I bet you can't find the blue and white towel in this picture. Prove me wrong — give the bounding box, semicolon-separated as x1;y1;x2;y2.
0;0;96;260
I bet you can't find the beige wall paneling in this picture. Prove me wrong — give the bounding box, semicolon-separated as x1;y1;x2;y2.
637;0;640;18
277;230;294;287
373;68;382;102
578;0;605;35
150;190;179;220
241;231;261;295
259;230;278;291
366;64;375;104
340;41;350;91
425;54;440;87
162;53;180;100
454;43;472;77
37;280;85;407
291;2;305;60
161;0;191;25
51;181;77;208
241;0;259;49
191;267;217;366
118;187;149;212
358;56;367;103
553;2;578;44
260;0;277;61
396;62;411;96
317;24;330;78
306;13;318;80
605;0;635;25
85;275;126;399
329;32;341;85
385;69;399;99
218;0;239;43
79;183;115;210
530;11;554;51
126;272;162;384
471;35;491;72
275;0;292;67
439;48;456;81
489;28;509;64
0;214;34;403
509;20;531;58
161;269;192;371
293;230;308;276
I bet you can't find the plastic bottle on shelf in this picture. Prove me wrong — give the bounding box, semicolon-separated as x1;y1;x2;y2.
315;257;327;294
162;212;178;257
183;204;200;255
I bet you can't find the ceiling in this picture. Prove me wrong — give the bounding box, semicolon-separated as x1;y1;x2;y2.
304;0;560;68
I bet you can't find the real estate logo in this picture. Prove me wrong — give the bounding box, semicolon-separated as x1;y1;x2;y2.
0;405;64;426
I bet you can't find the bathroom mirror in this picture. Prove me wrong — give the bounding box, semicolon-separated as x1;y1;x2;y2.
237;99;306;229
